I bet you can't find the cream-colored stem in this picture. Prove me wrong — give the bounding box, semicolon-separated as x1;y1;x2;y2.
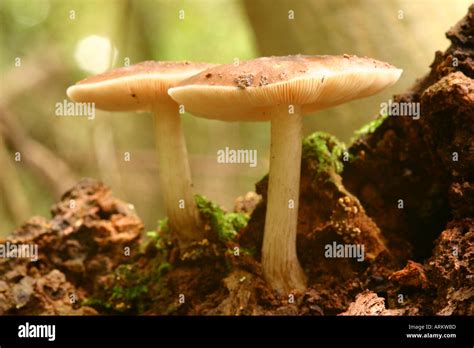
262;106;307;294
153;102;203;247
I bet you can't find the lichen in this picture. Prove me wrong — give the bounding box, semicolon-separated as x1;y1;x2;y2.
302;131;347;175
195;194;249;242
353;113;388;139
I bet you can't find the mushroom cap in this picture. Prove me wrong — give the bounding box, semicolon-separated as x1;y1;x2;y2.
168;55;403;121
67;61;215;112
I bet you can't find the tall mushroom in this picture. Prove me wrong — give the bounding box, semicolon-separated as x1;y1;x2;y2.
67;61;215;247
168;55;402;293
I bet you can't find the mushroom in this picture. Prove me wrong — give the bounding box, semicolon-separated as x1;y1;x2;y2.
67;61;215;247
168;55;402;293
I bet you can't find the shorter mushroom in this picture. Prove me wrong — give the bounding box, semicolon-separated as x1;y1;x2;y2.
67;61;215;247
169;55;402;293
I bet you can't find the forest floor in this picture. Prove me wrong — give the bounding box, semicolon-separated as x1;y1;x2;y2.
0;6;472;316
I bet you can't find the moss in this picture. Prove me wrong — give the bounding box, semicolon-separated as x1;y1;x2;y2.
111;282;147;303
143;218;172;254
87;260;171;314
110;264;156;313
353;113;388;139
302;131;347;175
146;231;158;239
82;297;112;310
157;218;170;234
240;246;257;256
195;194;249;242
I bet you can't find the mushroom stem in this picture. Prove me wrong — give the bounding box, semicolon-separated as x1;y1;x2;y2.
262;105;307;294
153;102;203;247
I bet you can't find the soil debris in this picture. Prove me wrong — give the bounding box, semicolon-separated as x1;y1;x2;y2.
258;75;269;86
234;74;254;89
389;260;429;289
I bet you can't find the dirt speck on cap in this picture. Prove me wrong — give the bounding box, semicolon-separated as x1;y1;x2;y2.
205;73;212;78
234;74;254;89
259;75;269;86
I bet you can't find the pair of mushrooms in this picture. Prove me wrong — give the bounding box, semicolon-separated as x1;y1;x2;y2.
67;55;402;294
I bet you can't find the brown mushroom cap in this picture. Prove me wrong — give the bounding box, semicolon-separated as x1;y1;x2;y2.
168;55;403;121
67;61;215;112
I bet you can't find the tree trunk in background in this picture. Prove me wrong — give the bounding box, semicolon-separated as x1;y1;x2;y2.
242;0;471;142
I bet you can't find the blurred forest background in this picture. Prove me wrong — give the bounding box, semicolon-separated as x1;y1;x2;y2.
0;0;471;236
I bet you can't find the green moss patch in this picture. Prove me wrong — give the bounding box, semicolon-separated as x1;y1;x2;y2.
195;194;249;242
302;131;347;175
85;260;171;314
353;113;388;139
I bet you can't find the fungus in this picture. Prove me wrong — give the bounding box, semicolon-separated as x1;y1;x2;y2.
168;55;402;293
67;61;215;247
